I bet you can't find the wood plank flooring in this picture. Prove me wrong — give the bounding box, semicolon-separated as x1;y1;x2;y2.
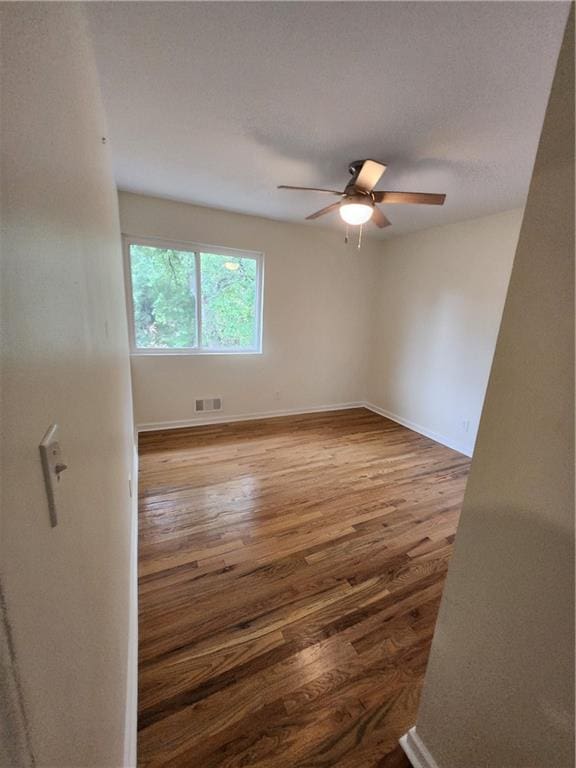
137;408;470;767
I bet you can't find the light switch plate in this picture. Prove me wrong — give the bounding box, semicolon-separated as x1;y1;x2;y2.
39;424;67;527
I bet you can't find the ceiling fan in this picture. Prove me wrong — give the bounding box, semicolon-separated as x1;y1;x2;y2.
278;160;446;230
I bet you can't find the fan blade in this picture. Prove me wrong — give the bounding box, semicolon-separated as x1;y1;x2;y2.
354;160;386;193
373;191;446;205
278;185;343;196
306;202;341;220
371;206;391;228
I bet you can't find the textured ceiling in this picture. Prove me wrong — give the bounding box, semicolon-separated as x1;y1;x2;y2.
87;2;569;238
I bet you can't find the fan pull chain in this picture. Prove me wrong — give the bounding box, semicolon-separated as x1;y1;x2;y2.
358;223;363;250
344;223;349;244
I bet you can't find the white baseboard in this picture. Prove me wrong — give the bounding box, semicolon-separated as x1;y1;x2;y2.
123;443;139;768
136;401;472;457
363;402;472;457
400;727;440;768
136;402;365;432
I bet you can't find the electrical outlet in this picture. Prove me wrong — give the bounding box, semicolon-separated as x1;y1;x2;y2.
273;391;281;401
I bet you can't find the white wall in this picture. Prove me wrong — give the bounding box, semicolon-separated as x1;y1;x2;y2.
409;9;574;767
367;209;523;455
119;192;379;428
0;5;135;767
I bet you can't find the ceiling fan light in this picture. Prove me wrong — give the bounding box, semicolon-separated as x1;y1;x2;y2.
339;199;373;225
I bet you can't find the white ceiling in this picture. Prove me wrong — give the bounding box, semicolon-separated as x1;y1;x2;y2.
87;2;569;238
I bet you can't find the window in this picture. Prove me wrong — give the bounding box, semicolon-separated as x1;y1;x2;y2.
124;237;263;354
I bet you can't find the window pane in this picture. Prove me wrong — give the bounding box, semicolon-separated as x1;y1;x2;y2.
200;253;258;350
130;244;197;348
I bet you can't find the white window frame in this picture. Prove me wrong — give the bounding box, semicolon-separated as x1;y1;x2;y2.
123;235;264;356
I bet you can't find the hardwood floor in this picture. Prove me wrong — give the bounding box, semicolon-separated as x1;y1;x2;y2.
137;408;470;767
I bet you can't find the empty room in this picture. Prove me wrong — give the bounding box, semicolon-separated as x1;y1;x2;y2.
1;3;574;768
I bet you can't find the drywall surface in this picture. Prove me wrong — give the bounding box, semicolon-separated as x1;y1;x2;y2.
0;5;135;766
414;9;574;768
367;208;523;455
87;2;569;236
119;192;378;427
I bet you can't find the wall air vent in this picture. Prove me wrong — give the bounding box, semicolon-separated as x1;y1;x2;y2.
195;398;222;413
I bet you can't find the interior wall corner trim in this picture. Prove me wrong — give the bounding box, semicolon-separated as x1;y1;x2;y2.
363;402;473;457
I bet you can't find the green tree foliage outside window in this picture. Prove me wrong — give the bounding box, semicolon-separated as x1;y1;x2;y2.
129;244;259;350
200;252;257;349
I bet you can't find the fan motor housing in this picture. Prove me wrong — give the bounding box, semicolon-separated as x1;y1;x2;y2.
342;192;374;208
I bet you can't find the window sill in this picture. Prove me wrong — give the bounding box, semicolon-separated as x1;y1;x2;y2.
130;349;263;357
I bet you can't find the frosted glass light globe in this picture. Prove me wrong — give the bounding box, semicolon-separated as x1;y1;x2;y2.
339;199;373;225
